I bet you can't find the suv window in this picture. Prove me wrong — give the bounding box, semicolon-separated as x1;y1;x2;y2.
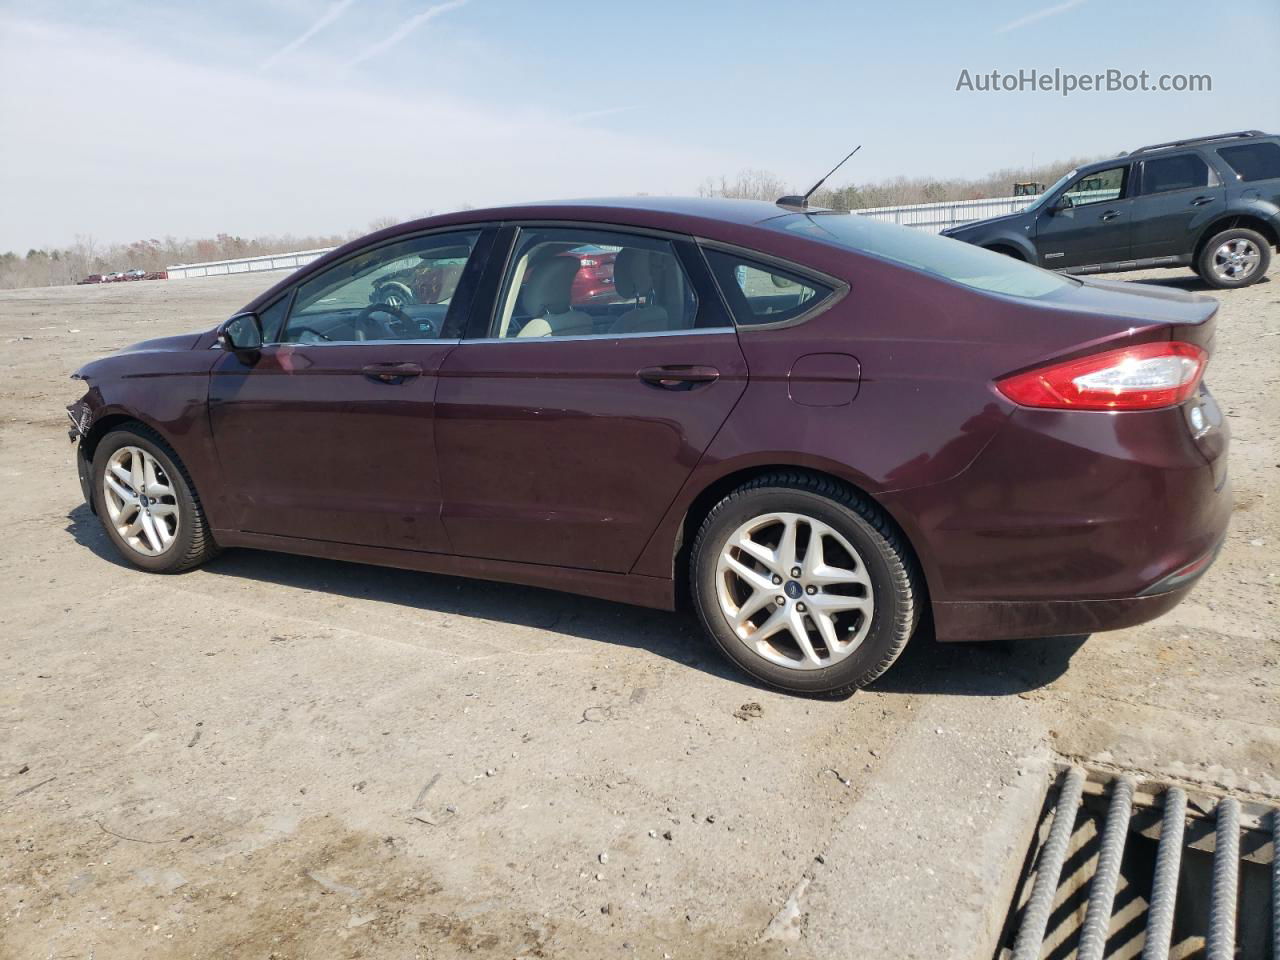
493;228;698;338
703;250;833;326
279;231;480;344
1217;142;1280;182
1062;166;1127;207
1142;153;1213;194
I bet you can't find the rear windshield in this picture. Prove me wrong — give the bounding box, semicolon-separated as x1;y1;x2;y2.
769;213;1075;299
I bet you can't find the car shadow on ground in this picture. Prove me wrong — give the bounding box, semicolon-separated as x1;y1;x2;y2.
66;504;1088;698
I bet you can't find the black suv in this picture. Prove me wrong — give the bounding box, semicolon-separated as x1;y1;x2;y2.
941;130;1280;288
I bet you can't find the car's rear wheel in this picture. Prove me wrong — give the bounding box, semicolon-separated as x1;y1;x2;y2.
1196;227;1270;288
690;472;920;696
92;427;218;573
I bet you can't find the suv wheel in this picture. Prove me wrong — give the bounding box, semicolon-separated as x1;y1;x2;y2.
1197;227;1271;289
92;427;218;573
690;472;920;696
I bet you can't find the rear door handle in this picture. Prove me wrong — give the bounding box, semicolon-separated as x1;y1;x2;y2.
362;361;423;384
637;364;720;390
1190;195;1215;206
1100;210;1121;222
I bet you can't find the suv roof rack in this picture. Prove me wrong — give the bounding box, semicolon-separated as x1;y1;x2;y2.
1129;130;1268;155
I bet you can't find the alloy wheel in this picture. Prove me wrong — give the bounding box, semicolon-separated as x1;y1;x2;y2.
715;511;874;670
1211;238;1261;282
102;445;180;556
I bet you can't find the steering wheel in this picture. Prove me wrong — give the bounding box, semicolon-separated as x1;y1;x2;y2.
354;302;412;340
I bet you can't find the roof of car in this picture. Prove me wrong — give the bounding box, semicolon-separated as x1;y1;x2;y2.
421;195;796;229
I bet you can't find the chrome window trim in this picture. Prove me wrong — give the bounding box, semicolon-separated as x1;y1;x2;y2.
260;338;462;348
463;326;735;345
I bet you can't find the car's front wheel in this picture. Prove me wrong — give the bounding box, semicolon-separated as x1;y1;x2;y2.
1196;227;1271;289
690;472;920;696
92;426;218;573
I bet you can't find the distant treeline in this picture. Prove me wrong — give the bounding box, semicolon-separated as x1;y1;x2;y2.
697;154;1104;209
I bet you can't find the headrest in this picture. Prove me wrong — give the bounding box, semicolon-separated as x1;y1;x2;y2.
520;255;578;316
613;247;653;300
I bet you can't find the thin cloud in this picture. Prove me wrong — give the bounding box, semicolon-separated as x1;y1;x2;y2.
344;0;468;70
261;0;358;71
995;0;1086;34
569;105;642;124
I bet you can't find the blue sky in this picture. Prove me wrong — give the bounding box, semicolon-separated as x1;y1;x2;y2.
1;0;1276;249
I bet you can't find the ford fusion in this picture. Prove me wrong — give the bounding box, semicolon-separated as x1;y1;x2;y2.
67;198;1230;695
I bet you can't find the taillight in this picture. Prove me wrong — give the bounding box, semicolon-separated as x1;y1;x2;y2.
997;341;1207;411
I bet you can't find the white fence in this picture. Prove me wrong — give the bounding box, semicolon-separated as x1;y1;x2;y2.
165;248;333;280
164;194;1045;279
852;194;1035;233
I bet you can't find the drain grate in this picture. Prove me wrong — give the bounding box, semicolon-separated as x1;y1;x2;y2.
998;764;1278;959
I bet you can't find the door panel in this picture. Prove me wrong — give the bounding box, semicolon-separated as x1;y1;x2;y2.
1130;153;1224;260
434;332;748;572
1035;164;1132;268
209;342;456;550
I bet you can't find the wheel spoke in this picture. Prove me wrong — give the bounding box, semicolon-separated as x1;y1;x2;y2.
776;516;799;572
809;592;870;615
789;609;821;665
105;476;136;505
733;590;773;629
130;452;146;495
736;535;778;572
723;554;776;594
751;605;790;643
109;462;133;488
149;502;178;519
812;610;842;652
139;513;163;553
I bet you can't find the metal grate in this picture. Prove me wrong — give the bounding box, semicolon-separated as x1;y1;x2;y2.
999;764;1279;959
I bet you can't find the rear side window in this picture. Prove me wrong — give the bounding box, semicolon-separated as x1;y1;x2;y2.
1141;154;1212;194
1216;142;1280;182
703;250;834;327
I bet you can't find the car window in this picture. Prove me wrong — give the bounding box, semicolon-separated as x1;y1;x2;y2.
1142;153;1212;194
772;213;1075;300
1216;142;1280;182
1061;166;1127;207
278;230;481;344
703;250;833;326
256;294;292;343
493;228;698;339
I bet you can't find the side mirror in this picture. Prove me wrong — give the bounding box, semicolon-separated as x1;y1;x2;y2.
1053;194;1075;213
219;313;263;355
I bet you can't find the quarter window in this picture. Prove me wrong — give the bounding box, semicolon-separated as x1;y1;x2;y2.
1061;166;1127;206
1141;154;1212;194
278;230;480;344
703;250;833;326
1216;142;1280;182
493;228;698;338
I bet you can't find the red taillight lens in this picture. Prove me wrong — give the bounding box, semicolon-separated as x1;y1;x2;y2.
997;341;1207;411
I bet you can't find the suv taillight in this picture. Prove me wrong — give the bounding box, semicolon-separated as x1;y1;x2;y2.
997;341;1207;411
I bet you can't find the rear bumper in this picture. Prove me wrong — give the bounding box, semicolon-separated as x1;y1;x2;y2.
883;401;1231;643
930;532;1225;641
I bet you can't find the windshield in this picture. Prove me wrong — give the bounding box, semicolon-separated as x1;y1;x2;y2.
770;213;1075;299
1024;169;1076;211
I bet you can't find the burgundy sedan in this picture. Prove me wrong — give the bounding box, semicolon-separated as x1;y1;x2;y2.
67;198;1230;695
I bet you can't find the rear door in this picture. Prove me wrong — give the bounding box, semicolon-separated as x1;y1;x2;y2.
1034;163;1133;268
208;227;494;550
433;224;748;573
1129;152;1224;261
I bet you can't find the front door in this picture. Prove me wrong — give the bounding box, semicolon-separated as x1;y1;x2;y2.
1035;163;1133;268
208;228;491;551
434;225;748;573
1129;152;1225;261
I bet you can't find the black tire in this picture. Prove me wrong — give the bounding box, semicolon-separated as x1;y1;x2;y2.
689;472;920;697
91;425;218;573
1196;227;1271;289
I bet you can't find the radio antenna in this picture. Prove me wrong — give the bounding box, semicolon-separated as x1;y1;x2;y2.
777;145;862;209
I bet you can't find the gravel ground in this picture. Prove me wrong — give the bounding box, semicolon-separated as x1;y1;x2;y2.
0;267;1276;959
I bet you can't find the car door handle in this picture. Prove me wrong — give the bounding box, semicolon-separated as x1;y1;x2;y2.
362;361;423;384
636;364;720;390
1100;210;1121;222
1190;195;1215;206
